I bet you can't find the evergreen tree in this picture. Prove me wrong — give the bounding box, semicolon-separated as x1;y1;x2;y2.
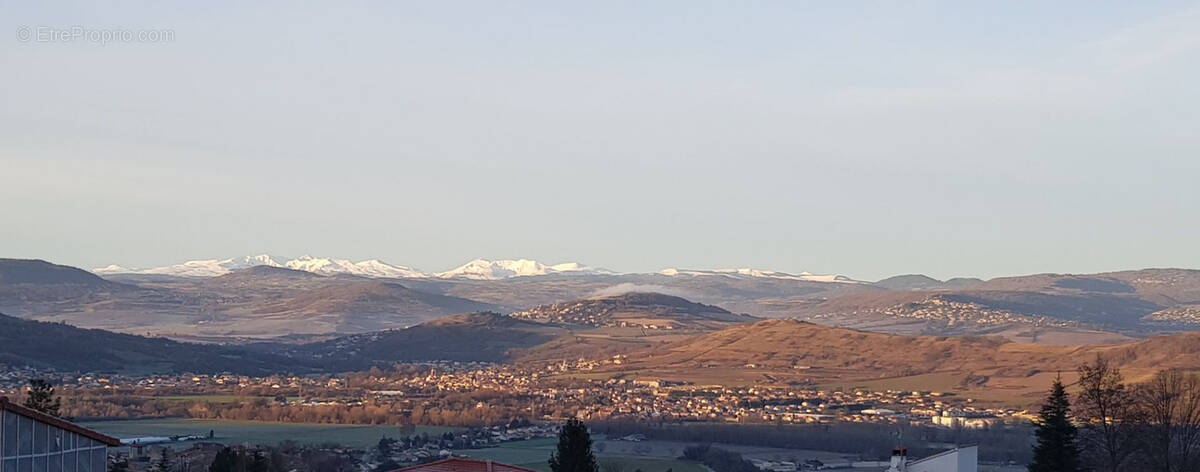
249;451;269;472
210;447;240;472
156;448;174;472
549;418;599;472
23;379;62;417
1029;378;1081;472
374;437;393;462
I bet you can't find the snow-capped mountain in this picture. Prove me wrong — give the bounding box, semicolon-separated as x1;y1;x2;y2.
658;267;860;283
94;254;285;277
93;255;847;282
434;259;611;280
284;256;425;278
94;255;424;278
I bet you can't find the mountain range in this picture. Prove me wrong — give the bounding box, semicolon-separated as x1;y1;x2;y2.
7;258;1200;345
5;255;1200;408
7;293;1200;407
1;260;501;341
96;254;426;278
92;254;850;281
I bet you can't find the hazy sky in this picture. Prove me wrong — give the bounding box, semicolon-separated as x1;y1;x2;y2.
2;1;1198;281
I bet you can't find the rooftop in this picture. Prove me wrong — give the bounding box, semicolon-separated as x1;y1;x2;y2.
0;396;121;446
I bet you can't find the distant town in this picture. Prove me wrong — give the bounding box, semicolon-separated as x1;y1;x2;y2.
0;362;1030;431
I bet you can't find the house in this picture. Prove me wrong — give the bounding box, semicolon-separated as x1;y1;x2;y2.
885;446;977;472
1;396;121;472
389;458;538;472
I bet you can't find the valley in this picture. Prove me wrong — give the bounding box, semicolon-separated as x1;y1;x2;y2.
5;257;1200;410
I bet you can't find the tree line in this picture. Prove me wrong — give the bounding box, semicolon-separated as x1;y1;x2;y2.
1029;357;1200;472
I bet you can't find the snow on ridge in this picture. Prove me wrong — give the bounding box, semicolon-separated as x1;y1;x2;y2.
93;256;847;282
658;267;859;283
434;259;610;280
96;255;287;277
94;254;425;278
93;264;131;274
92;255;596;280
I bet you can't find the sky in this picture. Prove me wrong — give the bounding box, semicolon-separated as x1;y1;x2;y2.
1;1;1198;281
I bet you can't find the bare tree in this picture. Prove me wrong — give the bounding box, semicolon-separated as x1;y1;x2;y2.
1132;369;1200;472
1075;356;1138;472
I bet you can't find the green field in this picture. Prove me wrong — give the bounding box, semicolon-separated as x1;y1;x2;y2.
80;418;457;449
147;395;304;404
460;438;706;472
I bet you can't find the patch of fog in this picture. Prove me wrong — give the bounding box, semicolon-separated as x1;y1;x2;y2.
589;283;699;299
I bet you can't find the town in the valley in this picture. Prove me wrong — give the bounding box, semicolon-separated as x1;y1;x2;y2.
0;364;1028;431
1;362;1012;472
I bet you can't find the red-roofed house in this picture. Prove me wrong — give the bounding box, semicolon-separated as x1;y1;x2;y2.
390;458;539;472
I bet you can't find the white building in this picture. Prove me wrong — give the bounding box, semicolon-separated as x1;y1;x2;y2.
884;445;977;472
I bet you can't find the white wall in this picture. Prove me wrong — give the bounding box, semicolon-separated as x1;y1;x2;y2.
908;446;977;472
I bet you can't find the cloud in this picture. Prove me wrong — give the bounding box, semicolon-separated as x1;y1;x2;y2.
589;283;698;299
1089;5;1200;71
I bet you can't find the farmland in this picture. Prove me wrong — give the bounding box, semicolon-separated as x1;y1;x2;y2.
80;418;458;449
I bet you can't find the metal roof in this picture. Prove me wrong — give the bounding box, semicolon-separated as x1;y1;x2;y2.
0;396;121;447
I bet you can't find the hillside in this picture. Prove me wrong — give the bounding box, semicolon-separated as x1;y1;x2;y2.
630;319;1010;374
0;259;134;305
212;265;324;282
600;319;1200;404
3;263;504;341
874;274;946;291
5;258;1200;342
203;275;500;334
510;292;754;330
788;274;1187;341
292;312;570;368
0;313;311;375
0;259;116;286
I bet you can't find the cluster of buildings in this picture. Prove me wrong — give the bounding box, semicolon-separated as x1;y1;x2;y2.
1144;304;1200;325
2;383;986;472
373;424;558;467
808;296;1075;329
524;380;1030;429
3;363;1034;431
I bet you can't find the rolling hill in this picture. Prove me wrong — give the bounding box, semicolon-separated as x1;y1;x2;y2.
0;312;311;375
510;292;755;330
0;259;118;286
2;261;504;341
7;258;1200;343
291;312;570;368
599;318;1200;404
0;259;135;303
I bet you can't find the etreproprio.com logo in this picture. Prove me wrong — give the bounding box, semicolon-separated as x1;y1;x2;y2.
16;25;174;44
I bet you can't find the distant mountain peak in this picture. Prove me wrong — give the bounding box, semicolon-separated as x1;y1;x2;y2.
92;254;287;277
94;254;425;278
434;258;610;279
